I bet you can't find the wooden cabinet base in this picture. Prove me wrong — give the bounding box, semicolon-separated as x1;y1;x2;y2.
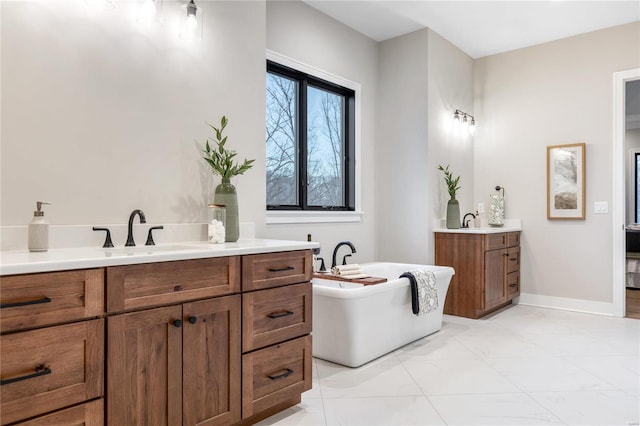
436;232;521;319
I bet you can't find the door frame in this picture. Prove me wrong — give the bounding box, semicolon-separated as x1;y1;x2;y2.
613;68;640;317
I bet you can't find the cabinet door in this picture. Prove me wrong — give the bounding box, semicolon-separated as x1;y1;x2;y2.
484;249;507;311
107;305;183;426
182;296;241;426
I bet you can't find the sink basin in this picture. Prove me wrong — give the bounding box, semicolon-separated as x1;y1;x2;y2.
102;244;200;256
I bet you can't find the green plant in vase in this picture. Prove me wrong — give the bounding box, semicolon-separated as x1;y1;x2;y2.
438;164;461;229
202;116;255;242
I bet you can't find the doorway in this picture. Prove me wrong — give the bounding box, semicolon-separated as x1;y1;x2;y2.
613;68;640;318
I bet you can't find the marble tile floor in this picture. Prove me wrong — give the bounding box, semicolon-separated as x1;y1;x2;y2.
257;305;640;426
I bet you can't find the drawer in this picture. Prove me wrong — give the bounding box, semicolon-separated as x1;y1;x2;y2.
107;256;240;313
13;398;103;426
484;233;507;250
507;272;520;298
242;251;312;291
0;319;104;425
1;269;104;333
506;247;520;274
243;283;312;352
242;335;312;419
507;232;520;247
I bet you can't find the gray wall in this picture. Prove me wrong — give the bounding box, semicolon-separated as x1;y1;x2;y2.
1;1;267;234
474;22;640;304
377;29;429;263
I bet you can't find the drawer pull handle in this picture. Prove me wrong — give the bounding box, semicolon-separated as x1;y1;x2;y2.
509;284;518;288
268;266;295;272
0;297;51;309
268;368;293;381
509;258;518;261
268;310;294;319
173;319;183;328
188;316;198;324
1;364;51;386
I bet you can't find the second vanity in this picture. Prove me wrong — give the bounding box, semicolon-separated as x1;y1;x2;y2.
0;240;316;426
434;225;522;319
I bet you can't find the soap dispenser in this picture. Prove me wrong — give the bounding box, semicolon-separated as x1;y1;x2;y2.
28;201;51;252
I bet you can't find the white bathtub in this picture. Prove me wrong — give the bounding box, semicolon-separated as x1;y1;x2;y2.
312;262;454;367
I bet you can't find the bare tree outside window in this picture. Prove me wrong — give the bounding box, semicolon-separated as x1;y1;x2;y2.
307;87;344;206
266;73;298;205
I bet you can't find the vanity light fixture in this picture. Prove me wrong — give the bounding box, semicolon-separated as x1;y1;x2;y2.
180;0;204;40
453;109;476;136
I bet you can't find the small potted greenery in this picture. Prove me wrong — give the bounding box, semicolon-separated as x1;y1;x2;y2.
202;116;255;242
438;164;461;229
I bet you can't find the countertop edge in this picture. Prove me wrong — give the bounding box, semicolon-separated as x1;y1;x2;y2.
433;227;522;234
0;239;319;276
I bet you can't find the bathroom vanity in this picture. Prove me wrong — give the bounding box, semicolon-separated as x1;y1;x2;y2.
434;227;521;319
0;240;315;426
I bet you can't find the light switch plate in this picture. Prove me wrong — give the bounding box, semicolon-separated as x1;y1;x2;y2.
594;201;608;214
478;203;485;214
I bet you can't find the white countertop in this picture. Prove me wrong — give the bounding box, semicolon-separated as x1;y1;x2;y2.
433;226;522;234
0;239;319;276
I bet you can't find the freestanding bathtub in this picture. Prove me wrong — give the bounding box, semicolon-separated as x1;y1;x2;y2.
312;262;455;367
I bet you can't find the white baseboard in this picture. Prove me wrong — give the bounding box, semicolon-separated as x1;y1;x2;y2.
518;293;614;317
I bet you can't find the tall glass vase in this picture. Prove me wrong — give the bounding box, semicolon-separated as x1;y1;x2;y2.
446;198;461;229
214;178;239;242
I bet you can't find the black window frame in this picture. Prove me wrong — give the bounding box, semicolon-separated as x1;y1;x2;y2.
266;60;356;211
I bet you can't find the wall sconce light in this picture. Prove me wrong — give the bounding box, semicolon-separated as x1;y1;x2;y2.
136;0;163;25
453;109;476;136
180;0;204;41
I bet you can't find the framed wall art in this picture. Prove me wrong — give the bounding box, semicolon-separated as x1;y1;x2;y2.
547;143;586;220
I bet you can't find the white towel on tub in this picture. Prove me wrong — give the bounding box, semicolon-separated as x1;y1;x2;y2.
332;264;362;275
399;269;438;316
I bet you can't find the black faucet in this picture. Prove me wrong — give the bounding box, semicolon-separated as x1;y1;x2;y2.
332;241;356;269
462;212;476;228
125;209;147;247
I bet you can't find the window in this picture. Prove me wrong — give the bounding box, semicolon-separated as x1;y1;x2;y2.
266;60;355;211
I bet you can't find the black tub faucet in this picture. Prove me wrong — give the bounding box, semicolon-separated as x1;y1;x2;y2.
332;241;356;269
462;212;476;228
125;209;147;247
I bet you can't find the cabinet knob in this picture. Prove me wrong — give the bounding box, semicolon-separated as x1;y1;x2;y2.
172;319;183;328
188;316;197;324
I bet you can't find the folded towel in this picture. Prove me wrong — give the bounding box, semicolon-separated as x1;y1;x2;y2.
399;269;438;316
333;269;363;277
332;264;361;272
332;264;362;275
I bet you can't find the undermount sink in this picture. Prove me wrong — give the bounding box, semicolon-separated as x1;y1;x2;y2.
102;244;200;256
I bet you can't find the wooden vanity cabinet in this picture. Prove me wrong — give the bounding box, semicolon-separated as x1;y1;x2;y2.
106;250;313;426
239;250;313;424
435;231;521;319
0;269;105;426
1;247;313;426
106;257;242;426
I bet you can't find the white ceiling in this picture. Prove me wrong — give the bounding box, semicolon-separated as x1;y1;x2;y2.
302;1;640;58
